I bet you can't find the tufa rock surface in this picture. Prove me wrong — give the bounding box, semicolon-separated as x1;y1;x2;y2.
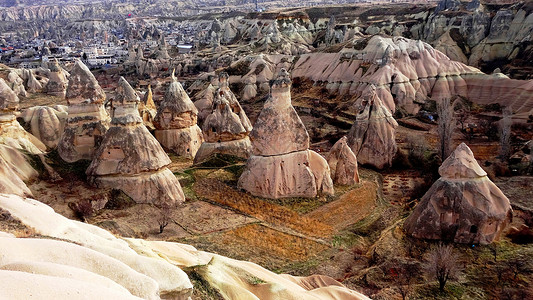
249;69;309;156
0;144;37;197
45;59;68;98
0;79;46;154
138;85;157;130
0;79;19;113
7;71;27;98
20;105;67;149
347;85;398;169
193;82;217;125
26;71;43;93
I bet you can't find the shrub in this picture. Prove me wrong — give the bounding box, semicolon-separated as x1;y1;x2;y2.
157;204;172;234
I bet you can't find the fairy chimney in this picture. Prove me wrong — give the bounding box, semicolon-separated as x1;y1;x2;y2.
45;58;68;98
154;71;203;159
404;143;512;244
194;72;252;164
347;84;398;169
327;136;360;185
87;77;185;207
238;69;334;199
57;60;110;162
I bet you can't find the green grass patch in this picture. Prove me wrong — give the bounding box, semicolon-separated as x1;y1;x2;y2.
331;231;366;249
273;255;322;276
412;283;466;300
174;169;198;201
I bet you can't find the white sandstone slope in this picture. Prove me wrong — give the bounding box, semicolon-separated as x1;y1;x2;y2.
0;195;193;298
0;270;143;300
0;237;160;299
0;261;131;294
0;193;369;300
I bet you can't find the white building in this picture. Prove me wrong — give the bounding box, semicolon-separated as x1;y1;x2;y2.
87;55;116;66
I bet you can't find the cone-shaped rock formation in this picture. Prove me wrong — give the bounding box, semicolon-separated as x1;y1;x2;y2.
7;71;27;98
0;78;19;113
327;136;360;186
87;77;185;207
138;85;157;130
347;84;398;169
26;71;42;93
194;83;217;125
404;143;512;244
194;72;252;164
238;69;334;199
45;59;68;98
58;60;110;162
154;71;203;159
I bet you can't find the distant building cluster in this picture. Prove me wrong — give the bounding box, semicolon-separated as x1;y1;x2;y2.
0;22;195;70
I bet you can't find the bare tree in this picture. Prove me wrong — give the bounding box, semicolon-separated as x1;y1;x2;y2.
455;100;473;141
387;260;421;300
157;204;172;234
437;98;457;161
500;106;513;161
425;243;460;292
